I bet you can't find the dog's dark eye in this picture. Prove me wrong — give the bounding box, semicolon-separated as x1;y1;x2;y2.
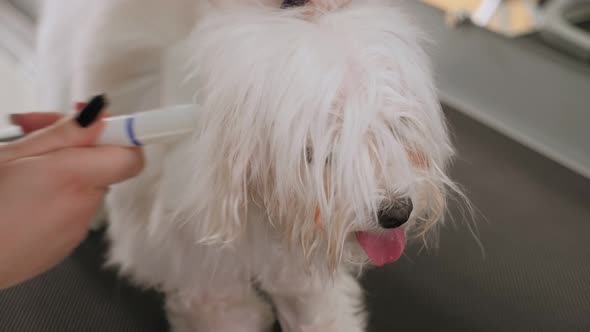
281;0;308;8
305;147;333;165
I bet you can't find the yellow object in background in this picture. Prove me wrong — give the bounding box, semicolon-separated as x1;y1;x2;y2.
420;0;543;37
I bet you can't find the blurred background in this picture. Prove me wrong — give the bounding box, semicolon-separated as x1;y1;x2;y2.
0;0;36;128
0;1;588;331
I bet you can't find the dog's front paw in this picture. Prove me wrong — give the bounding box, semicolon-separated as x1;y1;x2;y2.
267;271;367;332
165;291;276;332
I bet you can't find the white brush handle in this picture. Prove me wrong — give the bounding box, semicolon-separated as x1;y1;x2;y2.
0;126;23;141
0;104;202;145
96;104;201;146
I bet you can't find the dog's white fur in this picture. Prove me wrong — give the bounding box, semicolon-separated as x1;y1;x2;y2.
37;1;459;331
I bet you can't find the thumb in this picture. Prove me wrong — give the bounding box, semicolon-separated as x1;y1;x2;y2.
0;95;108;163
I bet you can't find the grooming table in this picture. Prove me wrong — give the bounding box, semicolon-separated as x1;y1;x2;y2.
1;109;589;332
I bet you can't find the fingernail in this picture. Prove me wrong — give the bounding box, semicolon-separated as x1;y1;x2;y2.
8;114;21;125
74;102;87;112
75;95;108;128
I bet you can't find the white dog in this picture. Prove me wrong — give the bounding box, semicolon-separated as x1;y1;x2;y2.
37;0;461;331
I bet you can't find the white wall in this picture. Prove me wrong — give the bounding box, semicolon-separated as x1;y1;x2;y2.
0;51;35;128
0;0;37;129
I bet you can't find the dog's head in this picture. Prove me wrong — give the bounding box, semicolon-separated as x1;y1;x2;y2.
167;0;461;271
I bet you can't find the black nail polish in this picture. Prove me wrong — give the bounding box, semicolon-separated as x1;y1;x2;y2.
75;95;108;128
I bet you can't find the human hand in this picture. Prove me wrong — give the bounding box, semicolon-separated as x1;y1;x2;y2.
0;96;144;290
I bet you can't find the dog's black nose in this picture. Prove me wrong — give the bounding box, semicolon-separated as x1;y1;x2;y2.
281;0;308;8
378;198;413;229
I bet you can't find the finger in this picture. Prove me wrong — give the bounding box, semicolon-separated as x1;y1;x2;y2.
12;100;107;134
10;112;64;134
50;146;145;187
0;95;107;163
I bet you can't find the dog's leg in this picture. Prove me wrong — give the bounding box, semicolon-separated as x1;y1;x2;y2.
164;285;276;332
265;269;367;332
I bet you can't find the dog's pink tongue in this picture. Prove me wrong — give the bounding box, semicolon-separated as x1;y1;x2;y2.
356;229;406;266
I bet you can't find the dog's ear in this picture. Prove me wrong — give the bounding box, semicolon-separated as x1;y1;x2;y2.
194;136;253;244
149;128;253;246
